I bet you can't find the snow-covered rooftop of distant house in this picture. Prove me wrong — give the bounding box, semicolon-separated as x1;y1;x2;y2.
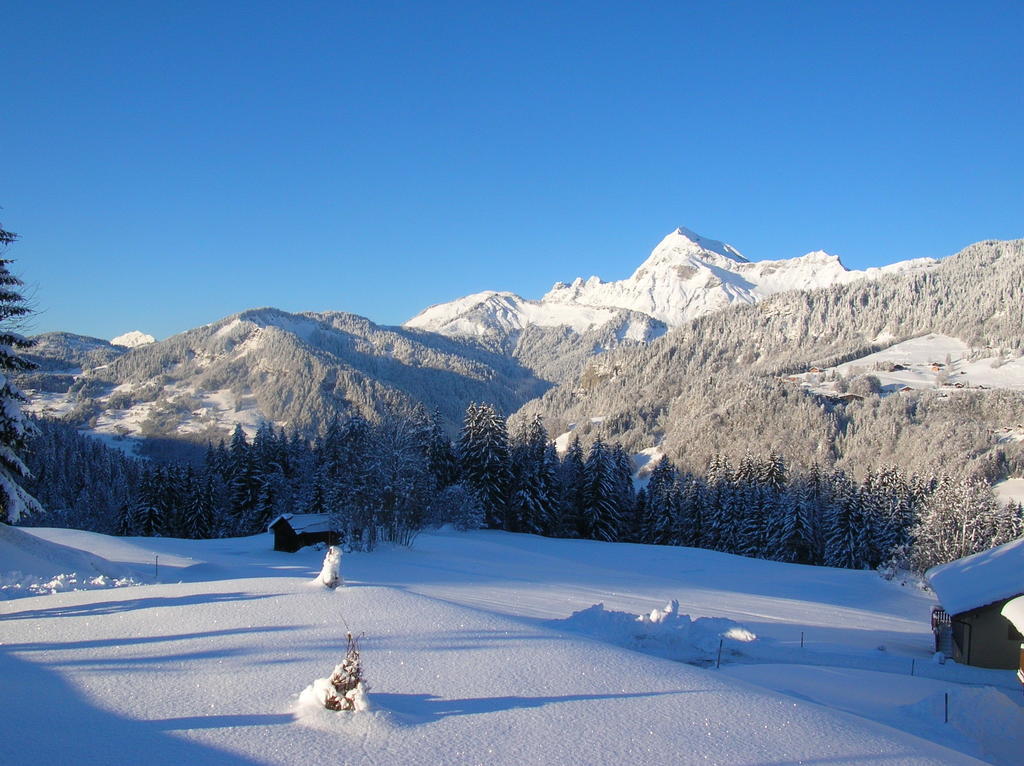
267;513;334;534
1000;596;1024;636
926;538;1024;616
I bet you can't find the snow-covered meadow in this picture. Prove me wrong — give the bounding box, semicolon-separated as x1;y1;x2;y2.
2;526;1021;765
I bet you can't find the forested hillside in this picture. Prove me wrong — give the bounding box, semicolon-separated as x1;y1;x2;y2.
27;308;550;448
519;239;1024;480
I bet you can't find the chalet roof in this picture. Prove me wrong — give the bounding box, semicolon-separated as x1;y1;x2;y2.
926;537;1024;616
1001;595;1024;635
267;513;334;535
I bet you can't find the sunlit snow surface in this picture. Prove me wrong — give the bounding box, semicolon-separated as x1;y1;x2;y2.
2;527;1020;765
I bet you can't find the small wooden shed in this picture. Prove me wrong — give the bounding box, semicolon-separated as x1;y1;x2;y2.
926;538;1024;669
268;513;340;553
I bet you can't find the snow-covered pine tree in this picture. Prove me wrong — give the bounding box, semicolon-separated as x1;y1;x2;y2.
0;223;41;524
644;456;678;545
582;437;622;542
423;408;459;491
539;441;562;536
610;444;636;535
823;469;859;568
127;468;163;537
181;469;216;539
735;452;766;559
699;454;732;551
226;425;261;534
676;472;703;547
630;487;649;544
771;473;817;564
558;437;587;538
457;403;511;529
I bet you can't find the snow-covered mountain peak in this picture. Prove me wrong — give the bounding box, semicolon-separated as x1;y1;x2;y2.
657;226;749;264
405;227;941;340
405;289;622;338
111;330;156;348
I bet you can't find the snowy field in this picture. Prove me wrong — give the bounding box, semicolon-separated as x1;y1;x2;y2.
2;526;1022;765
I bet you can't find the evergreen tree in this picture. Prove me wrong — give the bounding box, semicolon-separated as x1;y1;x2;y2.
0;222;41;523
181;470;216;539
644;456;679;545
823;470;858;568
457;403;511;529
128;469;163;537
508;415;558;535
558;437;587;538
227;426;261;534
423;409;459;490
700;454;733;551
735;452;766;558
581;437;622;542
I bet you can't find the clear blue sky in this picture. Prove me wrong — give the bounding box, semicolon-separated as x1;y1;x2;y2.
4;1;1022;340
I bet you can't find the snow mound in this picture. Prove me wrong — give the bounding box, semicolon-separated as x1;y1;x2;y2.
111;330;156;348
903;686;1024;765
0;524;138;599
553;600;757;664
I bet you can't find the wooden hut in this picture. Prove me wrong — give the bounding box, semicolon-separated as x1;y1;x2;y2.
268;513;340;553
926;538;1024;669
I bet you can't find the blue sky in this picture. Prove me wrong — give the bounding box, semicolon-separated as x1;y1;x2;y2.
4;1;1022;340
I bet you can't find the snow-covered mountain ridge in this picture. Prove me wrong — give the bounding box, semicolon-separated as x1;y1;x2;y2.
406;227;938;338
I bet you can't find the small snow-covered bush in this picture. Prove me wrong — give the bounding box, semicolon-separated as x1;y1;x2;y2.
427;482;484;531
301;633;369;712
316;546;342;589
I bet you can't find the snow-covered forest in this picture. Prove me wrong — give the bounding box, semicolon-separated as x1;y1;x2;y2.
20;400;1023;573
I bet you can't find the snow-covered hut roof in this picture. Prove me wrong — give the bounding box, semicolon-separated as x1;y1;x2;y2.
926;537;1024;616
267;513;334;535
1001;595;1024;636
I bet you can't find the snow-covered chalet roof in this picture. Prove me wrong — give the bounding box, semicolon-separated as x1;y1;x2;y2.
1001;595;1024;636
926;537;1024;616
267;513;334;535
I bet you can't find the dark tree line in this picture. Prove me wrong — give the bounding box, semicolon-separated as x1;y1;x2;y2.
18;402;1024;570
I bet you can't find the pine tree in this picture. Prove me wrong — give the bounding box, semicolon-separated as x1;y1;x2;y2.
700;454;732;551
582;437;622;542
227;425;261;534
558;437;587;538
128;469;163;537
0;222;42;523
823;470;858;568
735;452;766;558
181;470;216;539
457;403;511;529
423;409;459;490
508;416;558;535
644;456;679;545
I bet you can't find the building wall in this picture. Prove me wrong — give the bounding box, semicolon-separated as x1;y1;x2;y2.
954;600;1023;669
